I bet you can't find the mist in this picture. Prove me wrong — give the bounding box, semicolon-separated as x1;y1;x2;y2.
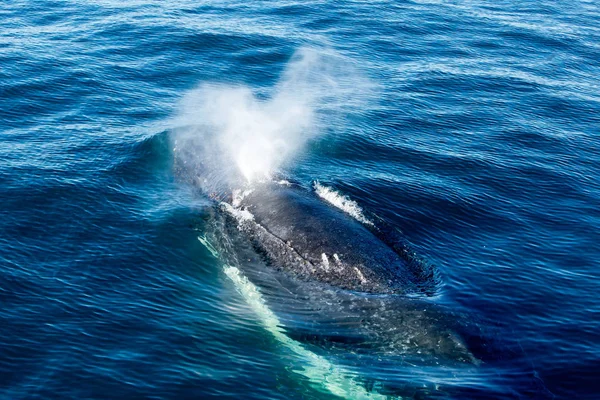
171;46;376;195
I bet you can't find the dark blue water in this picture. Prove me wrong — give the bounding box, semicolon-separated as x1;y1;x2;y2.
2;1;599;399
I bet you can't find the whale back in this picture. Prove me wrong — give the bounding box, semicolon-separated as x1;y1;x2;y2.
235;183;430;295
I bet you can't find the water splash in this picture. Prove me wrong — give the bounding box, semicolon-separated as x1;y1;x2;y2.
314;181;374;226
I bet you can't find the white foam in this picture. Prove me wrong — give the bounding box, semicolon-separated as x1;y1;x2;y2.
231;188;254;208
220;202;254;223
314;182;374;226
197;235;392;399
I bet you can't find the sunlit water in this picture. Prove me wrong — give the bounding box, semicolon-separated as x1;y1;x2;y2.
2;1;599;399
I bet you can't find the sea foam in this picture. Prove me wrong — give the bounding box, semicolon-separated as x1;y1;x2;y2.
314;181;373;226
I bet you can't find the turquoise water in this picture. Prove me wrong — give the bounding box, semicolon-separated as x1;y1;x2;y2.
1;1;599;399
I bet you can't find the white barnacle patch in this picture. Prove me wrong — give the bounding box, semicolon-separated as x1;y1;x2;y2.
321;253;330;271
332;253;344;272
354;267;367;284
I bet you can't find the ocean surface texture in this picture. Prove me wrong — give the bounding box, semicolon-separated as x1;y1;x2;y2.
1;1;599;399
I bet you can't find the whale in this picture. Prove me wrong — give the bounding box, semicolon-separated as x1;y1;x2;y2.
219;180;438;297
188;175;502;399
201;180;482;364
190;173;561;400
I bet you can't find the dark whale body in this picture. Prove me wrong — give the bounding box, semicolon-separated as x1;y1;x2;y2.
227;181;436;296
213;181;481;369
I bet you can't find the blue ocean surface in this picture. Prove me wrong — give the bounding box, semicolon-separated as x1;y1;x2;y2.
1;1;599;399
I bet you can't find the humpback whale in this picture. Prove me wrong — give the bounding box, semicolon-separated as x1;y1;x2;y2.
208;179;479;367
220;180;437;296
173;133;479;394
167;47;548;396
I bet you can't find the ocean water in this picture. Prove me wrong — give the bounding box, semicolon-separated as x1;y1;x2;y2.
1;1;599;399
